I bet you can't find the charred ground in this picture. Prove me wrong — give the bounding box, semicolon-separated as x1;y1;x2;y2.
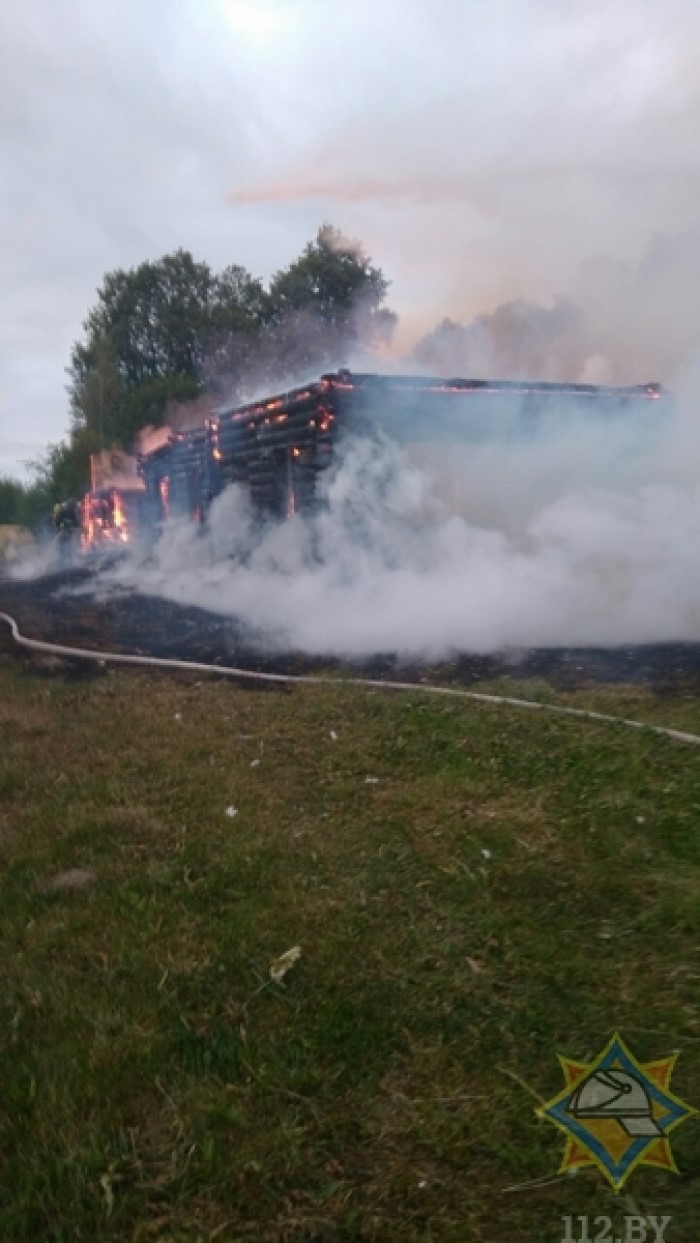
2;566;700;693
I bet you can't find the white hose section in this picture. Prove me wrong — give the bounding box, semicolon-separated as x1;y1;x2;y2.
2;609;700;747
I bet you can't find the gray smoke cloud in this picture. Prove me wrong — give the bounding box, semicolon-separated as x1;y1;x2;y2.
412;231;700;385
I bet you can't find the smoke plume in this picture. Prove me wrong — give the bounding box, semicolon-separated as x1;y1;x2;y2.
412;231;700;386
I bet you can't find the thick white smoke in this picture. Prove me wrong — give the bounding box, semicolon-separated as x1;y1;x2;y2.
103;371;700;657
412;232;700;387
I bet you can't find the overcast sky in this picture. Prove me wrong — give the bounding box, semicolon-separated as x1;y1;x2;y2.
2;0;700;478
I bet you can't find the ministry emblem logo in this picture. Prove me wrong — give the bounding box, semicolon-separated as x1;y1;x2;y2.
537;1033;695;1191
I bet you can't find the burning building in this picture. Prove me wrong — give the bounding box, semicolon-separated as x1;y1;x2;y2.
75;370;667;551
80;485;146;552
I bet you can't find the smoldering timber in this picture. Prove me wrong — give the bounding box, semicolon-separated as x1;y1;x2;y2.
79;370;668;549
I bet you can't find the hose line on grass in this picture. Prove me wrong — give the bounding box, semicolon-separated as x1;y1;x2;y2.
2;609;700;747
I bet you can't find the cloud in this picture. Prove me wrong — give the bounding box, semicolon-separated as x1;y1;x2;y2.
2;0;700;475
230;0;700;329
0;0;284;471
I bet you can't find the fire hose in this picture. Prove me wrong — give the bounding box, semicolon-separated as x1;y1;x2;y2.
2;609;700;747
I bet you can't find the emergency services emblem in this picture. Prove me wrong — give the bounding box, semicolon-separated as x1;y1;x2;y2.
536;1033;695;1191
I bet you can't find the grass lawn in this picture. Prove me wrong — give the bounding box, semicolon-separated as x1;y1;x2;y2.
0;659;698;1241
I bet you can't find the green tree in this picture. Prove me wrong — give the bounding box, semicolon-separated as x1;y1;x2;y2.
0;477;28;525
69;334;124;444
16;482;54;532
266;224;396;376
69;250;268;443
200;263;273;398
28;427;105;510
47;229;394;522
0;473;65;532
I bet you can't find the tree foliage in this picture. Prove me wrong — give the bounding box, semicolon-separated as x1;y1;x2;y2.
69;249;268;444
0;474;55;531
270;225;393;336
29;428;106;505
17;225;395;520
263;224;396;379
0;477;28;525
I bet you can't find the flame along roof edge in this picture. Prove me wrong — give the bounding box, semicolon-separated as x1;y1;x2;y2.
210;369;665;423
